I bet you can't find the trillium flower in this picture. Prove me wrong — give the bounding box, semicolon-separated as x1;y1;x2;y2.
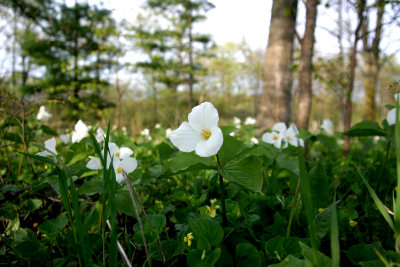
59;133;70;144
387;93;400;126
165;128;172;138
36;137;57;157
72;120;89;143
113;157;138;183
233;117;241;128
96;127;105;143
37;106;52;122
244;117;256;125
169;102;223;157
107;142;133;160
284;123;304;147
321;119;334;135
86;156;103;170
140;128;150;136
262;122;286;148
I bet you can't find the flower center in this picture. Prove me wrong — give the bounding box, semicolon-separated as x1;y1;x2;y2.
116;166;123;173
273;135;278;141
201;129;211;139
286;136;291;141
115;152;120;158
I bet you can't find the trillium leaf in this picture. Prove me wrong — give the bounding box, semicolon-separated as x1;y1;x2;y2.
187;248;221;267
220;155;263;193
169;152;216;173
217;135;246;166
188;218;224;251
78;180;104;196
268;255;309;267
300;242;332;266
220;126;237;135
265;236;302;261
115;189;141;218
343;120;386;137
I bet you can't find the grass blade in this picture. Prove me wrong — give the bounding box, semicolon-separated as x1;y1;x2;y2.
330;193;340;267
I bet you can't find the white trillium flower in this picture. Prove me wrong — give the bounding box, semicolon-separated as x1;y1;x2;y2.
244;117;256;125
113;157;138;183
36;137;57;157
59;133;70;144
284;123;304;147
262;122;287;148
165;128;172;138
321;119;334;135
233;117;241;128
86;157;103;170
251;137;259;144
37;106;52;122
106;142;133;160
96;127;106;143
72;120;89;143
169;102;223;157
141;128;150;136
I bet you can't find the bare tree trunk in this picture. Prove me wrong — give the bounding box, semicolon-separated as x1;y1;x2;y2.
295;0;318;129
344;0;365;154
257;0;298;130
362;0;384;121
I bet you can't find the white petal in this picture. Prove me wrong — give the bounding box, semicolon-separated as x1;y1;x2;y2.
107;142;119;156
115;173;124;183
288;123;299;135
188;102;219;132
395;93;400;103
119;147;133;159
194;126;223;157
169;122;203;152
36;151;51;157
59;134;70;144
44;137;57;155
262;132;274;144
121;157;137;174
387;108;397;126
86;157;102;170
96;127;105;142
272;122;287;134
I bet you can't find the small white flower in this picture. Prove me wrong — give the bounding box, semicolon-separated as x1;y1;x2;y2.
122;126;127;135
233;117;241;128
169;102;223;157
72;120;89;143
251;137;259;144
113;157;138;183
244;117;256;125
59;133;70;144
155;123;161;129
96;127;105;143
86;156;103;170
140;128;150;136
36;106;52;122
262;122;286;148
321;119;334;135
165;128;172;138
284;123;304;147
36;137;57;157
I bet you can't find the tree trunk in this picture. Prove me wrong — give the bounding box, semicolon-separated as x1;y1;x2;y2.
295;0;318;129
257;0;298;130
362;0;384;121
343;0;365;154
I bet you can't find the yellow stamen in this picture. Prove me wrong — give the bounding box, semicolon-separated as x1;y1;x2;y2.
116;166;123;173
201;129;211;139
286;136;291;141
273;135;278;141
115;151;120;158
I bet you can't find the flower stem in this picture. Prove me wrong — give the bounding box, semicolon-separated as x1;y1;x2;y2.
286;175;301;238
216;154;227;225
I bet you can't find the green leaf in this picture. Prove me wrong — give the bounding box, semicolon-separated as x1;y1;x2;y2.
169;152;216;173
265;236;302;261
4;133;23;144
220;155;263;193
187;248;221;267
188;218;224;250
277;153;299;175
39;124;58;136
217;135;246;166
343;120;386;137
235;243;261;267
14;240;41;257
115;189;140;218
269;255;311;267
78;180;103;196
25;199;43;212
157;142;175;160
220;126;237;135
300;242;332;266
314;200;340;239
38;215;68;236
347;243;385;265
67;152;89;166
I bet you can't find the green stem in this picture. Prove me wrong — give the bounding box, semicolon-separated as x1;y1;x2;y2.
286;175;301;237
216;154;227;225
